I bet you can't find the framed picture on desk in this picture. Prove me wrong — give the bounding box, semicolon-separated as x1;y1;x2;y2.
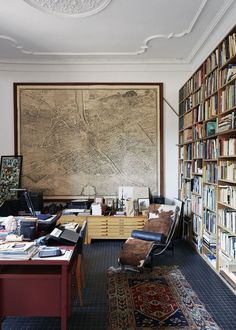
138;198;150;213
0;155;22;201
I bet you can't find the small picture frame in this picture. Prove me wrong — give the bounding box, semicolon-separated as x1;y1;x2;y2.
0;155;23;201
138;198;150;213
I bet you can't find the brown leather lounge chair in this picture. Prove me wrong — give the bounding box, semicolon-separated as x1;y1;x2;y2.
118;199;183;270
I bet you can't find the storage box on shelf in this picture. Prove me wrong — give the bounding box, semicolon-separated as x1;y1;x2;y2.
178;25;236;291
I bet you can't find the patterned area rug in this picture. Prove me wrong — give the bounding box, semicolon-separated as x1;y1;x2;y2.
107;266;221;329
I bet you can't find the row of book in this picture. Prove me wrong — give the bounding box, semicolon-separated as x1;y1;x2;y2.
193;86;204;107
219;231;236;260
218;160;236;182
179;95;193;115
186;143;192;160
219;250;236;274
192;214;202;236
204;94;218;119
192;175;202;195
204;138;217;159
180;30;235;102
219;185;236;208
220;80;236;112
191;194;202;217
193;104;204;122
202;230;217;246
219;137;236;156
182;111;235;139
179;180;191;199
183;111;192;128
204;209;217;234
219;64;236;87
193;140;203;158
203;185;216;211
205;48;219;76
193;68;203;92
193;124;203;140
204;69;218;98
183;162;191;179
204;162;218;184
218;208;236;233
179;116;184;130
183;128;193;142
219;32;236;66
179;79;194;102
192;159;203;174
181;140;236;162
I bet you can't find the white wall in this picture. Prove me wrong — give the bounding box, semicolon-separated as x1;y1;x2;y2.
0;63;191;200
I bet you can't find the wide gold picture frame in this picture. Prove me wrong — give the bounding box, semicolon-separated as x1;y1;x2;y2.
14;83;163;200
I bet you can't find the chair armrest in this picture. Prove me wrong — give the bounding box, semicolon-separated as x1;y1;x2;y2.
131;230;166;243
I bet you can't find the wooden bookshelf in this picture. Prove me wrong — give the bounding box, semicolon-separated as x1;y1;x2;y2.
178;24;236;291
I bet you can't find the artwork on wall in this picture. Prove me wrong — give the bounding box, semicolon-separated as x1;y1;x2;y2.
0;155;22;202
14;83;163;199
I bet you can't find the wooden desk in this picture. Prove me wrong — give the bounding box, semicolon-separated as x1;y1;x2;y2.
0;246;77;330
58;215;146;244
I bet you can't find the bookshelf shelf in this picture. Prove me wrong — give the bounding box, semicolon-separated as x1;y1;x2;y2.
178;24;236;292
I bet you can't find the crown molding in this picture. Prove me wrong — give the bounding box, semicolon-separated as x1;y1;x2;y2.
0;61;192;73
0;0;208;60
186;0;235;66
138;0;208;55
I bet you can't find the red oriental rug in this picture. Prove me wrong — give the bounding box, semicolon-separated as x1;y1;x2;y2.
107;266;221;330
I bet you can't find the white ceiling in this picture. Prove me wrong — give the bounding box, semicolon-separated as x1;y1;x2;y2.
0;0;235;66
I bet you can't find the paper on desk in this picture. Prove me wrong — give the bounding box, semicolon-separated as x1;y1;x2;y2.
31;248;73;261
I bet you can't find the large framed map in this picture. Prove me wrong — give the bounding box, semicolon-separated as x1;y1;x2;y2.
14;83;163;200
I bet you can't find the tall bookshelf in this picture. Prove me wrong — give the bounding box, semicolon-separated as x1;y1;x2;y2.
178;25;236;291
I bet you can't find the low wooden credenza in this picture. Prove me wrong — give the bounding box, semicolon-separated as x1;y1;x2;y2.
58;215;146;244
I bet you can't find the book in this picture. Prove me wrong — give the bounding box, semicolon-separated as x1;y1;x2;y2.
226;64;236;82
0;242;38;260
205;120;217;136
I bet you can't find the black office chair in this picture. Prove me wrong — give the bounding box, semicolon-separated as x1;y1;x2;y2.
118;199;183;270
76;220;87;306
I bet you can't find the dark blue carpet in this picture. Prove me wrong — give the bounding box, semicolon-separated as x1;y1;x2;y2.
2;239;236;329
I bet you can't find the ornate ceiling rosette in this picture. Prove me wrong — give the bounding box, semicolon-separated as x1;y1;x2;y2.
23;0;112;17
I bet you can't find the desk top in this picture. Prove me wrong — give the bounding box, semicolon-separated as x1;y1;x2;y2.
0;245;75;265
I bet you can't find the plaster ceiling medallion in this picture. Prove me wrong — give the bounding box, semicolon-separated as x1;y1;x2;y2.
23;0;112;17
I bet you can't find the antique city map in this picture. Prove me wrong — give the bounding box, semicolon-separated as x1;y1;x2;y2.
17;85;161;198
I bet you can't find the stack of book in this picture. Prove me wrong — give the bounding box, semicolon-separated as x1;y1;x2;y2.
218;111;236;132
0;242;38;260
203;230;217;252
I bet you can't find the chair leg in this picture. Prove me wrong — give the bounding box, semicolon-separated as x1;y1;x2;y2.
76;255;84;306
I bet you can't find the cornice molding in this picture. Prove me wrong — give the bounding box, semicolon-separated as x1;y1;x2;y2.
0;0;233;66
0;0;208;60
0;61;192;73
23;0;112;17
137;0;208;55
186;0;235;64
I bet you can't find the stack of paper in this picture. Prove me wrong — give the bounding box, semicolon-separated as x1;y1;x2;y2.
0;242;38;260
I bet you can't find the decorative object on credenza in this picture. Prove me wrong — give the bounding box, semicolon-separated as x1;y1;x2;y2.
138;198;150;213
125;199;135;216
107;266;221;329
0;155;22;203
